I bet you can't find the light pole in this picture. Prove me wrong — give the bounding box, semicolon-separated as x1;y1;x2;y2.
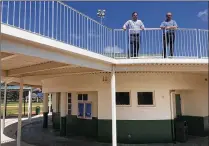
97;9;106;24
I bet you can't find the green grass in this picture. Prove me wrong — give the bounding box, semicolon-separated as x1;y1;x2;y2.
1;102;43;116
6;102;42;106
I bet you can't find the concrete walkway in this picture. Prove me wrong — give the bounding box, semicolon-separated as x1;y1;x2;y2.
1;115;43;146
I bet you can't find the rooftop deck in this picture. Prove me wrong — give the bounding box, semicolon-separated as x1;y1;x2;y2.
1;1;208;60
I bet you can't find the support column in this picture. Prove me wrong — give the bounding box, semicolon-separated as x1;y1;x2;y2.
60;92;67;136
52;93;58;129
48;93;52;113
52;93;58;113
2;83;7;131
43;93;48;128
0;83;2;146
17;78;23;146
111;65;117;146
28;89;32;121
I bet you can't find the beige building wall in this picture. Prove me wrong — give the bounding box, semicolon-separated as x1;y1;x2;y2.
98;88;171;120
45;72;208;120
69;91;98;117
180;89;208;117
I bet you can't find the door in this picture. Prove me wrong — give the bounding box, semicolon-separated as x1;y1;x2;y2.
175;94;182;118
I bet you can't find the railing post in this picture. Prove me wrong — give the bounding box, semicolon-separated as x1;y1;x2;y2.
6;1;9;24
196;29;199;58
29;1;31;31
109;29;111;57
111;29;112;57
126;30;128;58
48;1;50;37
113;29;115;58
87;18;89;50
52;1;54;39
39;1;41;34
128;29;130;58
198;29;202;58
1;1;3;23
24;1;26;30
34;1;36;32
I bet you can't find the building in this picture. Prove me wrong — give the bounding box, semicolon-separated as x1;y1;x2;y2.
1;1;208;145
49;70;208;144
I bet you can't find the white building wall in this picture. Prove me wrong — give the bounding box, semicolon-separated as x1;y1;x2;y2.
43;72;208;120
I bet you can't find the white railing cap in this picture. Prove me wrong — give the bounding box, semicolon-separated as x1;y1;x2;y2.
114;28;208;31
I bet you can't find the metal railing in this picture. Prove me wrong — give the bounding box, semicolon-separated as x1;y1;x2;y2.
199;29;208;58
1;1;208;59
1;0;112;55
114;28;208;59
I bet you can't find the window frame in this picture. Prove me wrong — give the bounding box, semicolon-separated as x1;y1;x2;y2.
67;93;72;115
137;91;156;107
76;93;92;120
77;101;92;120
116;91;131;107
77;93;88;101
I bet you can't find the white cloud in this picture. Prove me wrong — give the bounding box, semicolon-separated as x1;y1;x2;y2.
71;34;81;40
88;32;100;38
104;46;124;53
197;9;208;22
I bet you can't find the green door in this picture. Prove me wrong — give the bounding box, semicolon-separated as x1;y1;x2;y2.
175;94;182;117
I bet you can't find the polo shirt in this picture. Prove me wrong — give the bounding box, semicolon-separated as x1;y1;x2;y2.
160;19;178;33
123;19;145;34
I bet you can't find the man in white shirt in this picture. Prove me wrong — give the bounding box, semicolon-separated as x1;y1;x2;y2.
123;12;145;58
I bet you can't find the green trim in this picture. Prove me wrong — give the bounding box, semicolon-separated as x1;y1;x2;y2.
43;112;48;128
203;116;209;135
51;114;209;143
66;115;98;138
98;119;173;144
179;115;208;136
60;116;67;136
52;112;60;129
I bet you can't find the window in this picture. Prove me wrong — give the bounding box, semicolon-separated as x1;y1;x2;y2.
137;92;154;105
116;92;130;105
78;94;88;101
68;93;72;115
77;94;92;119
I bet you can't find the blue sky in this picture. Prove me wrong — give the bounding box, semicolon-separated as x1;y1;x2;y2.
65;1;208;29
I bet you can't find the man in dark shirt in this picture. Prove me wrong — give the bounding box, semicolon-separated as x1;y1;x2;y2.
160;12;178;58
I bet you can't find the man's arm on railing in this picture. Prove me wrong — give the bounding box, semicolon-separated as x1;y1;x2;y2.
160;26;166;29
160;21;166;29
167;20;178;30
123;20;129;31
166;26;178;30
140;21;145;30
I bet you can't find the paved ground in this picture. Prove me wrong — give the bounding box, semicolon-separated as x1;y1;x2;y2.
1;115;45;146
2;115;209;146
1;115;42;146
